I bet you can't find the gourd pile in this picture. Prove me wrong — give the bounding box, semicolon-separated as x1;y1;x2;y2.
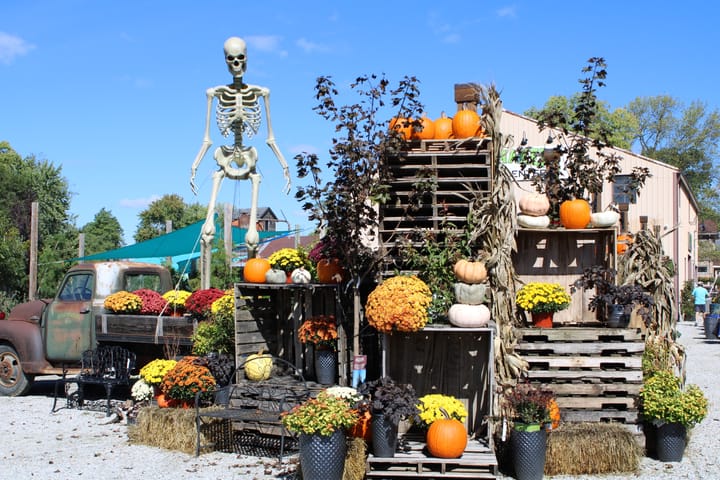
448;259;491;328
390;105;484;141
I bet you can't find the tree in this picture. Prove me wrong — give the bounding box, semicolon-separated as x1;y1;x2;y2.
295;74;424;355
0;141;73;301
525;95;637;149
82;208;124;255
134;194;205;242
628;96;720;222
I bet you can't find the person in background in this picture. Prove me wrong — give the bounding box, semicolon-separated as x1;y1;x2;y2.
692;282;710;326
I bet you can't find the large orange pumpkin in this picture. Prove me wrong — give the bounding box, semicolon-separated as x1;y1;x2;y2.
317;258;345;283
243;257;271;283
559;199;591;229
426;412;468;458
453;259;488;284
389;116;412;140
434;112;453;139
452;106;482;138
410;115;435;140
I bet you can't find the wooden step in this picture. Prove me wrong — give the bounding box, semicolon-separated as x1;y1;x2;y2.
366;434;497;479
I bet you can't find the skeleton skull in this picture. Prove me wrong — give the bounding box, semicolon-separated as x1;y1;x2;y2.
224;37;247;78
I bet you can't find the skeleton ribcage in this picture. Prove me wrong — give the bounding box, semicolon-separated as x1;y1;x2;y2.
216;88;261;138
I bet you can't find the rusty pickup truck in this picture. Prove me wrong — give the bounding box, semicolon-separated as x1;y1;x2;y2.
0;261;196;396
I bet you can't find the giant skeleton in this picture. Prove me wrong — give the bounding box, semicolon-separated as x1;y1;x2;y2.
191;37;290;288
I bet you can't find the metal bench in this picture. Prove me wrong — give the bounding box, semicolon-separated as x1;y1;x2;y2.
52;345;136;416
195;355;310;460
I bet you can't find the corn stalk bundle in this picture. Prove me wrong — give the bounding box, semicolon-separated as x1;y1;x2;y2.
468;84;528;423
617;227;685;378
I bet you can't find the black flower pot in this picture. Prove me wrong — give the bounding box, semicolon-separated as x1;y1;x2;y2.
655;422;686;462
371;413;399;458
314;348;337;385
510;425;547;480
606;304;630;328
299;429;347;480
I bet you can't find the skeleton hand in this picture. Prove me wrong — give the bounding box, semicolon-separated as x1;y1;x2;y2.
282;166;291;194
190;169;199;195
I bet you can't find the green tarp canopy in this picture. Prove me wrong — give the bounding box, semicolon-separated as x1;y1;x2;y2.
74;220;291;262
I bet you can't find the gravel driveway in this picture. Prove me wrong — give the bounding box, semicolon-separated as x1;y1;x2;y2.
2;321;717;479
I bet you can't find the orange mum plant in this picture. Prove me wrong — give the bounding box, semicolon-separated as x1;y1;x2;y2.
160;355;216;401
365;275;432;333
298;315;338;350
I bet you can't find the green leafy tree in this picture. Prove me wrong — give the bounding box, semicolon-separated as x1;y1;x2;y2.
525;95;637;149
37;224;81;297
82;208;124;255
628;95;720;223
134;194;205;242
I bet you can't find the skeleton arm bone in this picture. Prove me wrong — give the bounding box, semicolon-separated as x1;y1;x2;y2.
260;87;291;194
190;87;217;195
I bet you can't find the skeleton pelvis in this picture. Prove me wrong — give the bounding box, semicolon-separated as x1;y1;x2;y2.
214;145;257;178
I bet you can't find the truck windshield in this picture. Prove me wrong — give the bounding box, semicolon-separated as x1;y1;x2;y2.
125;274;163;293
58;273;94;301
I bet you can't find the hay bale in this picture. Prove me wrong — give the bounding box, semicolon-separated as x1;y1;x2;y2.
545;422;642;475
128;406;227;454
343;437;367;480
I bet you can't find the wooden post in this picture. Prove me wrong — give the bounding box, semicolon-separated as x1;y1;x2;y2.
28;202;38;300
165;220;173;266
224;204;233;265
78;233;85;258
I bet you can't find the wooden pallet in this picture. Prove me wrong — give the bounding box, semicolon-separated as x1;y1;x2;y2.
366;434;497;479
515;327;645;425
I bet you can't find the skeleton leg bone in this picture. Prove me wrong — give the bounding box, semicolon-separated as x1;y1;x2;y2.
245;173;261;258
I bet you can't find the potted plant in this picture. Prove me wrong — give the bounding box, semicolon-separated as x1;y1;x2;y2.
162;289;192;315
358;376;420;457
268;247;311;274
515;282;571;328
103;290;142;314
571;265;654;327
638;370;708;462
184;287;226;319
160;356;216;406
365;275;433;333
416;393;468;430
308;237;346;283
132;288;169;315
298;315;339;385
281;390;358;480
503;382;556;480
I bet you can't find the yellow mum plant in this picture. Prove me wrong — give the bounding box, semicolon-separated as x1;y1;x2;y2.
516;282;571;314
268;248;310;273
417;393;468;428
139;358;177;386
103;290;142;313
162;289;192;310
365;275;432;333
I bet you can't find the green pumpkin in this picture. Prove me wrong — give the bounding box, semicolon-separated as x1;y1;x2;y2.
453;282;487;305
265;268;287;284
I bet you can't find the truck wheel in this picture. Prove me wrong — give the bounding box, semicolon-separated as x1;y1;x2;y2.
0;345;33;396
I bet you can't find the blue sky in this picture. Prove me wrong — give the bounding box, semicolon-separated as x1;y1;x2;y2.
2;1;719;244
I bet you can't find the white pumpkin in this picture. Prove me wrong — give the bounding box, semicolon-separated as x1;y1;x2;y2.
290;267;312;284
453;283;487;305
244;352;272;381
448;304;491;328
590;211;620;228
265;268;287;284
517;214;551;229
518;193;550;216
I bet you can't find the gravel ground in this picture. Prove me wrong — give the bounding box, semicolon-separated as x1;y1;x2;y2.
2;321;718;479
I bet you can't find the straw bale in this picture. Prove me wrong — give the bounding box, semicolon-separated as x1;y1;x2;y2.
545;422;642;475
343;437;367;480
127;406;227;455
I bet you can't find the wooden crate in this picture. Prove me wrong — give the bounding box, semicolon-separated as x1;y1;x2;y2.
515;327;645;425
234;283;347;384
379;141;493;272
366;433;497;479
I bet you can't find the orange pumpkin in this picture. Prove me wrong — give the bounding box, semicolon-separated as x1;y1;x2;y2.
156;393;175;408
559;199;591;229
547;398;561;430
434;112;453;139
617;234;633;254
317;258;345;283
411;115;435;140
349;409;372;442
243;257;271;283
453;259;488;284
389;116;412;140
426;411;468;458
452;106;482;138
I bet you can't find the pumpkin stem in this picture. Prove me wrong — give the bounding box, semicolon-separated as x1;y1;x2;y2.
439;407;451;420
